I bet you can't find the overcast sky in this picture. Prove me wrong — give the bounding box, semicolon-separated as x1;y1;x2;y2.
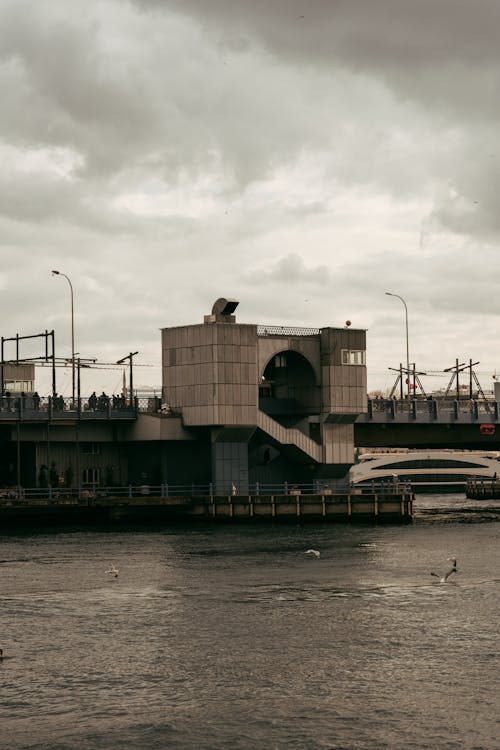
2;0;500;397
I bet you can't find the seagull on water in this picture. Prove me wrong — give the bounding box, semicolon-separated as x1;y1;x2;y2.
304;549;321;558
106;564;119;578
431;557;457;583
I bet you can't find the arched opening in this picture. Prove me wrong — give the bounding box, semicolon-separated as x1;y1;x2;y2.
259;350;320;428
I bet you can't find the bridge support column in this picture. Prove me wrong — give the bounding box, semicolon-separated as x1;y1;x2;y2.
210;427;254;495
321;423;355;465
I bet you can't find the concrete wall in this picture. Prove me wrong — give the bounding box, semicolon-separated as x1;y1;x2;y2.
320;328;367;415
163;323;367;423
211;441;249;495
162;322;258;426
125;440;211;485
35;441;126;487
322;423;355;464
127;413;196;441
257;336;321;383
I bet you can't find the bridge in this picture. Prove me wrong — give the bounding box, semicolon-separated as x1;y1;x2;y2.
4;393;500;453
355;399;500;450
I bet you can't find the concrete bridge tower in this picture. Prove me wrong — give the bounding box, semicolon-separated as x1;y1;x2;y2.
161;300;367;493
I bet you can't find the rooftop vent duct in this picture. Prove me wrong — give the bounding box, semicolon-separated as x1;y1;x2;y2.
205;298;239;324
212;298;239;316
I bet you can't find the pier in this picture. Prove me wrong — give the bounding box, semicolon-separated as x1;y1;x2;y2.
0;486;414;525
465;478;500;500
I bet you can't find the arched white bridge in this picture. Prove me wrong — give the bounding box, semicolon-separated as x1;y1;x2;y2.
350;450;500;489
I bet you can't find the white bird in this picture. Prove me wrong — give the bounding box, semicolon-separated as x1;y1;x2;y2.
431;557;457;583
304;549;321;558
106;564;119;578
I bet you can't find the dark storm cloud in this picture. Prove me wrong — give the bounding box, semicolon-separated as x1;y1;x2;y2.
138;0;500;237
147;0;500;136
141;0;500;69
0;1;184;178
0;0;350;192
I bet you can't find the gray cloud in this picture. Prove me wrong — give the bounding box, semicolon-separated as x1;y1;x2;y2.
1;0;500;396
244;253;332;285
138;0;500;236
142;1;500;69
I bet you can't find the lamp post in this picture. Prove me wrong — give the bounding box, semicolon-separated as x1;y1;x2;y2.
385;291;410;399
52;270;75;404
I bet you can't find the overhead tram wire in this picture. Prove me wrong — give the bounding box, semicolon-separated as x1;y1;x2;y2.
34;360;155;370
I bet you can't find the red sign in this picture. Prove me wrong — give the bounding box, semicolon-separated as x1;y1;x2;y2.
480;424;496;436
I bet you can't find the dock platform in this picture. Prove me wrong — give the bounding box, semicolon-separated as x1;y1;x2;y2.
465;479;500;500
0;492;414;525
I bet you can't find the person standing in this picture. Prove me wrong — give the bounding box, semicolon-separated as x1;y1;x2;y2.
38;464;48;488
64;466;74;488
49;462;58;488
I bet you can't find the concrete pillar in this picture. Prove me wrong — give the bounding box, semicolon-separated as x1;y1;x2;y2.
321;422;355;465
211;441;249;495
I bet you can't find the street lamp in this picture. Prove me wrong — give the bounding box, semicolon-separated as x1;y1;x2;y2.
52;270;75;404
385;291;410;399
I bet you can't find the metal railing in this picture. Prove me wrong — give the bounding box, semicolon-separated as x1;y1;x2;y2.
0;394;171;419
366;398;498;421
0;479;413;503
257;325;320;337
465;477;499;491
465;477;500;500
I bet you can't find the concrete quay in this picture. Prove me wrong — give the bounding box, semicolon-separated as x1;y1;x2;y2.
0;492;414;526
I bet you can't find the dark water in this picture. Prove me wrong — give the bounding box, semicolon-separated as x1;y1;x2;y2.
1;494;499;750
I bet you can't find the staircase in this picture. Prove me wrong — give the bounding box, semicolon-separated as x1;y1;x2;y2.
257;411;322;463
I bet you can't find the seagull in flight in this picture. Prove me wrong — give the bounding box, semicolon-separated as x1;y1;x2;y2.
304;549;321;558
431;557;457;583
106;564;119;578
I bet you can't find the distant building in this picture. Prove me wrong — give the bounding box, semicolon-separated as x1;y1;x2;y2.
1;363;35;394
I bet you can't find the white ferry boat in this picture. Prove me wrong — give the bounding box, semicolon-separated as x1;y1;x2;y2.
350;449;500;493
